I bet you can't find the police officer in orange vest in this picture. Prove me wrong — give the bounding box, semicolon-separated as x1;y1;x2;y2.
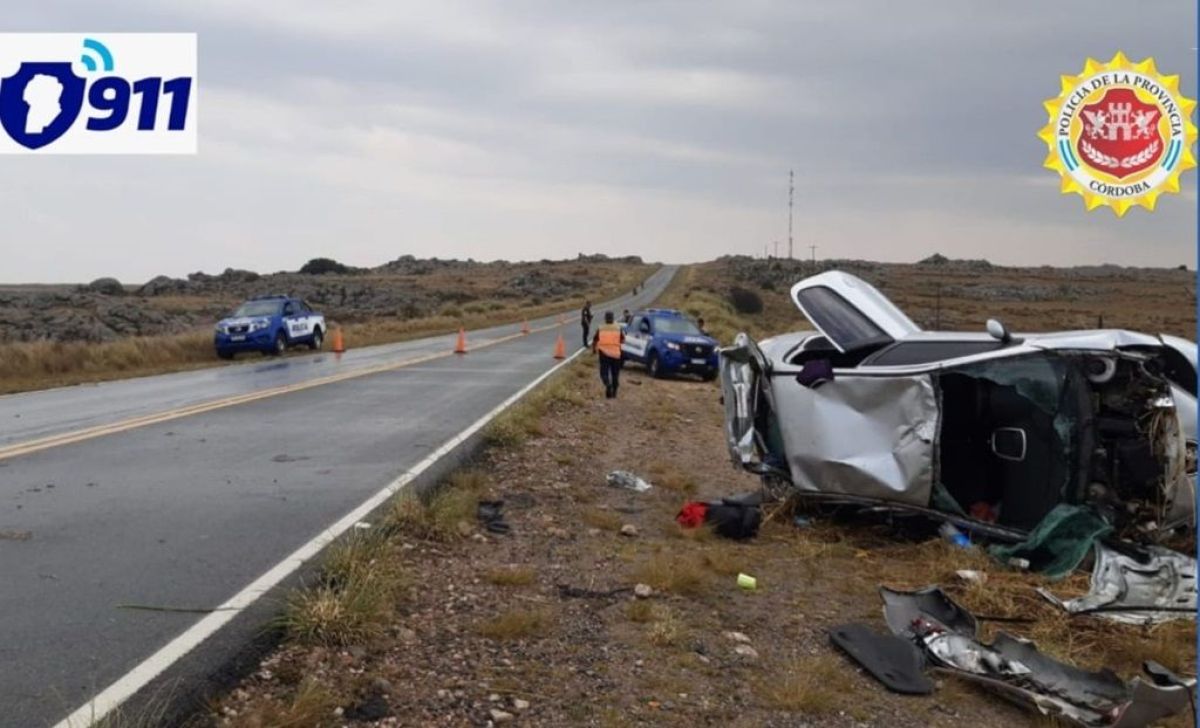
591;311;626;399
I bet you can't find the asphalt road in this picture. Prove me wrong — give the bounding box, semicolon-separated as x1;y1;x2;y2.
0;265;676;727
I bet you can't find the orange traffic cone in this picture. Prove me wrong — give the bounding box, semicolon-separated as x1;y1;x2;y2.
553;332;566;359
332;327;345;353
454;328;468;354
521;320;530;335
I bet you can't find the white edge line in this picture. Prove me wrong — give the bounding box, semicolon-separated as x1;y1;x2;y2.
55;345;587;728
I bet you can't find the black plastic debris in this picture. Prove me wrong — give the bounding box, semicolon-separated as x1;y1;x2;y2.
829;623;932;695
704;500;761;540
476;499;511;534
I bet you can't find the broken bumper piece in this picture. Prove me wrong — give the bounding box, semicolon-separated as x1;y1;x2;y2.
1037;543;1197;626
880;586;1193;727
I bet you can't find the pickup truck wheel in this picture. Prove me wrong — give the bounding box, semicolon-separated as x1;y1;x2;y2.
648;351;664;378
217;350;234;360
271;331;288;356
701;369;717;382
309;328;323;350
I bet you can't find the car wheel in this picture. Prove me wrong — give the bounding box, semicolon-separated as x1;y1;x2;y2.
271;331;288;356
309;328;323;350
701;369;717;382
648;351;664;378
217;349;234;360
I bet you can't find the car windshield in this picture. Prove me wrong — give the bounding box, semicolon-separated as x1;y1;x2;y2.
653;317;701;335
232;300;282;317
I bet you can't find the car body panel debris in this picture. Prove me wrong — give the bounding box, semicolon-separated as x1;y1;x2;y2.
719;270;1197;541
1037;543;1197;625
607;470;651;492
880;586;1193;727
829;623;933;695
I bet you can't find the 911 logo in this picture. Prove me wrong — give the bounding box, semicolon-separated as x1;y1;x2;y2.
0;33;196;154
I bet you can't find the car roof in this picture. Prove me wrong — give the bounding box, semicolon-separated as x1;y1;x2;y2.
897;329;1167;349
247;295;292;301
639;308;686;318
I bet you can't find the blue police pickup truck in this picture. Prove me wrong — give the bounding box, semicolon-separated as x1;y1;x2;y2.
214;295;326;359
621;308;719;380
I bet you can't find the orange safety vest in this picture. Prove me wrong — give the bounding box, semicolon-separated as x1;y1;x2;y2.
596;325;623;358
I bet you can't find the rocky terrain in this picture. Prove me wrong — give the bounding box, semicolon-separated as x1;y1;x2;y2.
701;254;1197;340
0;255;646;344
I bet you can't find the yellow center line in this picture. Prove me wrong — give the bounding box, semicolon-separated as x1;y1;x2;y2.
0;321;570;463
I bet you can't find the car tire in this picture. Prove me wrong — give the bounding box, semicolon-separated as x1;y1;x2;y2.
648;351;664;378
217;349;234;360
271;331;288;356
309;328;323;350
701;369;717;382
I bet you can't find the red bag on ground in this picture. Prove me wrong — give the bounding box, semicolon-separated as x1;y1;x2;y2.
676;501;709;529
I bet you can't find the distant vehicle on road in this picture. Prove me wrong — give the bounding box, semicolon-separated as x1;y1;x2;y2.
214;295;325;359
622;308;719;380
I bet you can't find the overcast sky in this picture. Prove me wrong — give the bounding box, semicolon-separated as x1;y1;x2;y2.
2;1;1196;283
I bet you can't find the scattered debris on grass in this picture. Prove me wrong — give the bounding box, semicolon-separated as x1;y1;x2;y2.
208;270;1196;727
606;470;651;492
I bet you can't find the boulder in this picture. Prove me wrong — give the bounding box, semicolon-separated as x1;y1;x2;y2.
86;277;125;296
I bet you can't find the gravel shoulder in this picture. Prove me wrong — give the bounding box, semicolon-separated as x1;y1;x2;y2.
204;350;1194;728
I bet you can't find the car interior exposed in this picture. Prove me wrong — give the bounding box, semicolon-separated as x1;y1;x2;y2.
936;354;1076;531
920;349;1185;537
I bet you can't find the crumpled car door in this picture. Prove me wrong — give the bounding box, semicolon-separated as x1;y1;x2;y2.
771;371;939;506
719;333;779;473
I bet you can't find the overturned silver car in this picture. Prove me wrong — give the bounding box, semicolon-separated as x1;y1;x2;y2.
720;271;1196;541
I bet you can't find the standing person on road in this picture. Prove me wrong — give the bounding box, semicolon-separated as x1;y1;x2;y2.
622;309;632;326
592;311;626;399
580;300;594;348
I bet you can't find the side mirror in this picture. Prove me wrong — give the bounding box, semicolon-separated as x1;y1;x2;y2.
986;318;1011;343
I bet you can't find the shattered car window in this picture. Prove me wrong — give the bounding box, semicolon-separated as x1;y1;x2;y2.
952;355;1069;416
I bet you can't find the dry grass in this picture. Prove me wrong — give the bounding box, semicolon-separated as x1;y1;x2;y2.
625;600;659;623
700;546;747;576
385;471;485;542
0;263;653;395
754;654;844;714
477;608;552;640
645;609;689;648
280;533;407;646
646;462;698;496
484;566;536;586
630;552;710;597
230;678;340;728
0;332;216;395
484;358;589;448
663;522;715;542
582;509;623;532
91;683;178;728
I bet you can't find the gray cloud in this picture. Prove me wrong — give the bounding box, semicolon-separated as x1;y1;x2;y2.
1;0;1195;282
